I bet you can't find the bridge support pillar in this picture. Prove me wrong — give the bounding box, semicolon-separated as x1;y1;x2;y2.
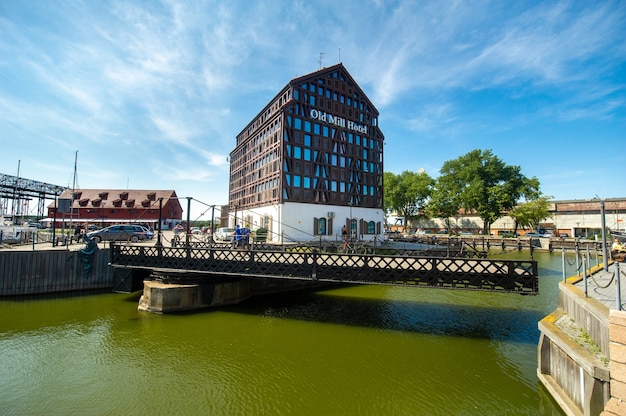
138;281;205;313
138;276;328;314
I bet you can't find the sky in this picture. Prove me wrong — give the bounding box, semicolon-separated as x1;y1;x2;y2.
1;0;625;220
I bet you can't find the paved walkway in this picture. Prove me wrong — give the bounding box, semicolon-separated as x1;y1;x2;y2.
573;260;626;311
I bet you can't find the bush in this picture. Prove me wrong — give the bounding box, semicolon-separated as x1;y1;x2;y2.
253;227;268;242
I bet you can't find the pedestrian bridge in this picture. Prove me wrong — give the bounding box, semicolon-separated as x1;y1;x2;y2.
109;243;538;295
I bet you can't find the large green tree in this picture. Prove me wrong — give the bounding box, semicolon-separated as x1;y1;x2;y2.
425;177;461;233
428;149;540;234
508;196;552;233
384;170;434;229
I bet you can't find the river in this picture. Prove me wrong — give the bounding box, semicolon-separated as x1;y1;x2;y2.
0;250;566;415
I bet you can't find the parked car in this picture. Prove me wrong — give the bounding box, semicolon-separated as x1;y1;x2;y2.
25;222;45;229
191;227;201;235
87;224;100;231
86;224;154;243
524;232;544;238
214;227;235;242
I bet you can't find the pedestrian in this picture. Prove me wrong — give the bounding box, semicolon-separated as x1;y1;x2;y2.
74;224;82;243
342;225;348;241
242;227;251;249
234;224;243;249
172;223;183;246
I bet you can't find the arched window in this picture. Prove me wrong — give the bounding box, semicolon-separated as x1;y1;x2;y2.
367;221;376;234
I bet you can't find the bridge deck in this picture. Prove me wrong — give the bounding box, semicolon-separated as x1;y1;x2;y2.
110;243;538;294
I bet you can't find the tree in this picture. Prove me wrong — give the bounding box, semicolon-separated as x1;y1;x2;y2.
429;149;540;234
508;196;552;233
425;175;462;232
384;170;434;229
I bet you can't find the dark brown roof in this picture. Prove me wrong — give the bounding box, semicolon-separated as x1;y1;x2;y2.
49;189;179;209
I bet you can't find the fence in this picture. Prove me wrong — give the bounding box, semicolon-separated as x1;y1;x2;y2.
0;248;113;296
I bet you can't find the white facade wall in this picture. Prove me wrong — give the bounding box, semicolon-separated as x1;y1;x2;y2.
237;202;384;243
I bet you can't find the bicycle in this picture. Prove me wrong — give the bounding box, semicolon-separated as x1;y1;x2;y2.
340;240;369;255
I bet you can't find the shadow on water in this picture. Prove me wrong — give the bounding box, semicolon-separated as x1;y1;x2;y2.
227;287;544;344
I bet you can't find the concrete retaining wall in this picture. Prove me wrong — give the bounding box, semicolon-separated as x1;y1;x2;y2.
602;310;626;415
538;280;612;415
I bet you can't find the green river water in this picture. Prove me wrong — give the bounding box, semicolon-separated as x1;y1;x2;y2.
0;250;566;415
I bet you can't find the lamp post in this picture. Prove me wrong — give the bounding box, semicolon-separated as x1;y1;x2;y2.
156;198;163;248
600;199;608;271
101;202;106;228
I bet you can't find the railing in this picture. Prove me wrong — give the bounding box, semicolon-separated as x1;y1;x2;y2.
110;243;538;294
563;245;625;310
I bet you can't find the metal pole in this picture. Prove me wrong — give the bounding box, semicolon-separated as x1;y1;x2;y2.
575;241;580;277
582;256;588;297
562;247;566;282
615;262;622;311
156;198;163;248
185;197;191;246
52;197;57;246
600;199;608;271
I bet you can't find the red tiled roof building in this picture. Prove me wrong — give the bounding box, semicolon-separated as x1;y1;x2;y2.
47;189;183;228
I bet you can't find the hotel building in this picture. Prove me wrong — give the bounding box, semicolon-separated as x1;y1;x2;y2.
228;63;385;242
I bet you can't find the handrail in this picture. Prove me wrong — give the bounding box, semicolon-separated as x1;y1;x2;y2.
110;243;538;294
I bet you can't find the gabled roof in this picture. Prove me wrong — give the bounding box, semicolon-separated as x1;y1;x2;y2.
289;63;379;116
236;63;378;137
48;189;179;209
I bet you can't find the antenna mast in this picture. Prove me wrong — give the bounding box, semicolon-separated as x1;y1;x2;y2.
318;52;324;70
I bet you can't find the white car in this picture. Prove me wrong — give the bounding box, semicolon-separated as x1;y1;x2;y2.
191;227;201;235
214;227;234;242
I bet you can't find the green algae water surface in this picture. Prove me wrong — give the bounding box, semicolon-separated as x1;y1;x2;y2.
0;251;565;415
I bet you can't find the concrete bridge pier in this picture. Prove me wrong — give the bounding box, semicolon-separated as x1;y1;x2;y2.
137;273;328;313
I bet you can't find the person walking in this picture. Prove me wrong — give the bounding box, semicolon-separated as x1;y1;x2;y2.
234;225;243;249
172;223;183;246
242;227;251;249
73;224;82;243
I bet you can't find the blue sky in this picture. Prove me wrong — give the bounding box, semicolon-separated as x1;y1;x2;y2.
1;0;625;219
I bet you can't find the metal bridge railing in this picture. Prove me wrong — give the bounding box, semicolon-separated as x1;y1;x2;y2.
110;243;538;294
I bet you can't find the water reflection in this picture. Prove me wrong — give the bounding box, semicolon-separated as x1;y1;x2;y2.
0;250;566;415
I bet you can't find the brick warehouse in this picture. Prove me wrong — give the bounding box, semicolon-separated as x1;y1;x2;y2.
46;189;183;229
